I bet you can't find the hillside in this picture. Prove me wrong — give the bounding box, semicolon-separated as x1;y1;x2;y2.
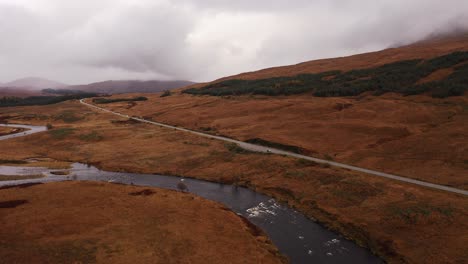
93;34;468;190
67;80;195;94
2;77;67;89
184;34;468;98
0;87;43;98
195;33;468;85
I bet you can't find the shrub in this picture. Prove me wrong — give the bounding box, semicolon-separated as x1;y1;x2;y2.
245;138;305;154
79;131;103;141
49;128;75;139
224;143;253;154
160;90;172;97
54;111;82;123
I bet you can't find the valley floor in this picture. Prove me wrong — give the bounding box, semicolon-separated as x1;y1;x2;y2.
0;100;467;263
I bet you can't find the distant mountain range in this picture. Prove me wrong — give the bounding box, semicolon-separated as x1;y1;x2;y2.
0;78;195;95
1;77;67;89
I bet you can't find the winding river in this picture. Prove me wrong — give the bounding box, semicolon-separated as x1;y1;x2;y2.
0;124;382;263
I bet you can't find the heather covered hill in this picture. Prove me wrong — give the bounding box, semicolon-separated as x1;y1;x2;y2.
185;35;468;98
198;33;468;84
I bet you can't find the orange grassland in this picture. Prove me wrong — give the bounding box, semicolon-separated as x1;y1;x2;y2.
0;181;284;264
0;100;467;263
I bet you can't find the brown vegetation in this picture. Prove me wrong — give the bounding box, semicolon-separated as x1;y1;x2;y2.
0;101;467;263
184;33;468;90
0;174;44;181
0;126;27;136
98;93;468;190
0;181;284;263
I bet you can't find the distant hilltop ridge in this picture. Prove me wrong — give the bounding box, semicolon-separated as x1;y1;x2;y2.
1;77;67;89
66;80;195;94
0;78;195;94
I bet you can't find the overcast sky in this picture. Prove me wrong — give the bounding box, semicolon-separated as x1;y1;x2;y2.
0;0;467;84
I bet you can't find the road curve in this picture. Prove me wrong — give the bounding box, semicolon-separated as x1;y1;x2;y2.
80;99;468;196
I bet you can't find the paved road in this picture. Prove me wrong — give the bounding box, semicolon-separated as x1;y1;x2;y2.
0;124;47;141
80;99;468;196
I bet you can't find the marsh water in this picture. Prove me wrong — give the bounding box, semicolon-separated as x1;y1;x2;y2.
0;124;47;141
0;162;382;264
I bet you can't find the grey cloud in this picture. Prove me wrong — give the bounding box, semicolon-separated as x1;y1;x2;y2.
0;0;467;84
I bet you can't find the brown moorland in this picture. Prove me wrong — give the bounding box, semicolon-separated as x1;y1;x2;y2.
0;101;467;263
96;92;468;190
90;34;468;190
0;181;284;263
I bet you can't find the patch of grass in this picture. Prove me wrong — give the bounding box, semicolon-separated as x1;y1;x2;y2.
245;138;306;154
315;174;344;185
224;143;253;154
0;174;44;181
296;158;319;167
79;131;103;141
324;154;334;161
0;159;28;165
389;203;455;224
284;170;307;179
49;128;75;139
331;179;381;205
54;111;83;123
199;126;216;132
39;240;98;264
50;171;70;176
0;199;28;208
160;90;172;97
183;141;209;147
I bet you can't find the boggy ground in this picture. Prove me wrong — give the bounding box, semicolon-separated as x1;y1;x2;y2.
0;181;284;264
1;100;467;263
96;92;468;190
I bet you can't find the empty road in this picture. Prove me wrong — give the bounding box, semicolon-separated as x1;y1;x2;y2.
80;99;468;196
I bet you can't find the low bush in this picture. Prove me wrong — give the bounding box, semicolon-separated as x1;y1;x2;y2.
160;90;172;97
79;131;103;141
224;143;253;154
48;128;75;139
245;138;305;154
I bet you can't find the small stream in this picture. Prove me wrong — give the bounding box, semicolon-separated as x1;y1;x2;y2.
0;123;47;141
0;163;382;264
